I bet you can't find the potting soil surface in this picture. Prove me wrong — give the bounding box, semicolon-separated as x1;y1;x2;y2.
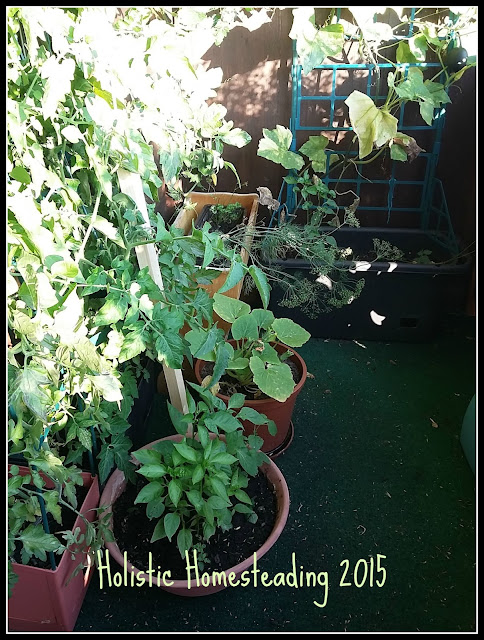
75;314;476;632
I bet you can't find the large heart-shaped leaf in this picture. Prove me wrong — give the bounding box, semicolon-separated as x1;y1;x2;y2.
249;357;295;402
257;126;304;170
345;91;398;158
272;317;310;347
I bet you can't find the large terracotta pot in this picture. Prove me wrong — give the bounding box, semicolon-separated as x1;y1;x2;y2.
8;469;100;631
99;434;290;597
194;341;307;457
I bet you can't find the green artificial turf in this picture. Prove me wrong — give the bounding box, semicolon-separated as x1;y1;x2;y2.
75;315;476;632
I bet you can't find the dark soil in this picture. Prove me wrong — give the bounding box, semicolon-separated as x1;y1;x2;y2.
12;483;89;569
111;471;277;580
200;357;302;401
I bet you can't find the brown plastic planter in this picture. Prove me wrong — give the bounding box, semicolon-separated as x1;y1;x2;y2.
194;342;307;457
99;434;290;597
8;468;100;632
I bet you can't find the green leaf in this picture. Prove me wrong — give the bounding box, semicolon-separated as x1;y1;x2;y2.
136;464;167;479
259;343;280;364
217;258;245;294
168;479;182;507
396;41;418;64
207;495;229;509
173;442;198;463
248;265;271;309
257;126;304;170
233;503;253;514
250;308;275;330
119;327;146;363
19;524;64;557
203;520;216;541
213;293;250;323
44;490;62;525
231;314;259;341
205;411;242;434
235;489;252;504
192;464;205;484
248;434;264;450
132;448;161;465
272;317;311;347
344;91;398;159
390;143;408;162
226;357;250;370
78;428;93;451
228;393;246;409
147;498;165;520
186;489;203;510
249;357;295;402
177;529;193;557
419;101;435;126
236;447;259;476
237;406;270;425
220;128;251;148
151;518;166;543
98;447;114;484
10;366;51;421
290;8;344;74
185;325;222;359
210;452;237;465
298;135;330;172
155;333;184;369
135;482;163;504
164;512;181;541
10;165;31;184
210;341;235;388
50;260;80;279
93;297;128;326
167;402;189;436
268;420;277;436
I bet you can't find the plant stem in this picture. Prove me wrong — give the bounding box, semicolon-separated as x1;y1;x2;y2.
77;186;102;263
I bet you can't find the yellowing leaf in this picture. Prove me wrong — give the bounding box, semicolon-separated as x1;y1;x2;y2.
345;91;398;158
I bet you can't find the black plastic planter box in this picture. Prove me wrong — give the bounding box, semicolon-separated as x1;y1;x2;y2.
266;228;472;342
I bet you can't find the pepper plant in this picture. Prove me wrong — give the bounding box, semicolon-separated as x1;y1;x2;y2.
132;384;273;562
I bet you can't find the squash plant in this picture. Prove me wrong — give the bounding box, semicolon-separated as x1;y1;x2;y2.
251;6;476;315
186;294;310;403
7;6;273;595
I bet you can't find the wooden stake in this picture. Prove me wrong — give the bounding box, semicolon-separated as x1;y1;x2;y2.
117;169;188;415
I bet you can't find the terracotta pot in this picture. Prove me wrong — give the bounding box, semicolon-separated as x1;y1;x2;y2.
8;468;100;632
99;434;290;597
194;341;307;456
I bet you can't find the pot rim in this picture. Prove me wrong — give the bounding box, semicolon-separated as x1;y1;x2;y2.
99;435;290;590
194;340;308;406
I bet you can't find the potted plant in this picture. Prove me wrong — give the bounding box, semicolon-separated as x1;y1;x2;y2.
8;463;101;631
172;191;260;312
250;7;476;341
194;201;246;234
98;384;290;596
7;5;275;625
188;293;310;456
